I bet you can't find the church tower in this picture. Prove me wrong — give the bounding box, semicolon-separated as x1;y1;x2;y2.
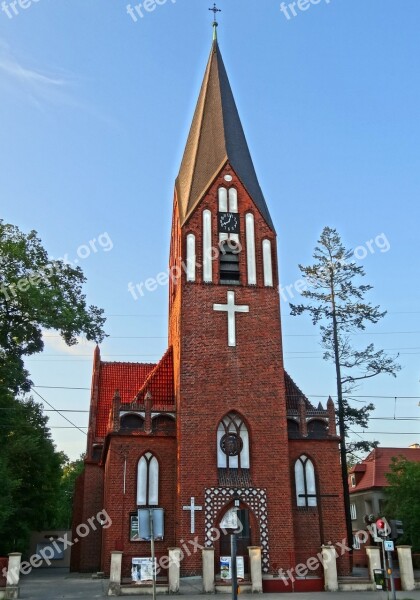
72;24;350;588
169;38;295;574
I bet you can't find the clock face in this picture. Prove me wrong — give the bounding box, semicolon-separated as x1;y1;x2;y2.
218;212;240;234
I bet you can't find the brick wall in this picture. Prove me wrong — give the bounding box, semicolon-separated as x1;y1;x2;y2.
169;165;296;575
289;440;351;576
101;434;177;578
71;462;104;573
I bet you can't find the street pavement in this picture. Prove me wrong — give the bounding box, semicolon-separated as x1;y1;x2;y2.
18;570;420;600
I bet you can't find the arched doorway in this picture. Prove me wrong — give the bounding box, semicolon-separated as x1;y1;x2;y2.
218;504;259;578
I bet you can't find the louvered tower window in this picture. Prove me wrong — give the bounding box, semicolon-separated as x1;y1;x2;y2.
219;240;240;284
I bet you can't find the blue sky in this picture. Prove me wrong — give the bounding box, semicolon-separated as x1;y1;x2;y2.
1;0;419;460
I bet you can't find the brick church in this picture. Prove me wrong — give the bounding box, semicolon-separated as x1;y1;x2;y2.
72;32;350;590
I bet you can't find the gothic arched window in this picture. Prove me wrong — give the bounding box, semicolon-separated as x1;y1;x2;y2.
295;455;317;507
137;452;159;506
217;413;250;469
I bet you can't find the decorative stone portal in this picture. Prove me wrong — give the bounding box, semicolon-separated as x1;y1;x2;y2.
204;487;270;573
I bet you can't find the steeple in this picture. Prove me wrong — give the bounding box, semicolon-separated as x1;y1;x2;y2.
175;40;274;231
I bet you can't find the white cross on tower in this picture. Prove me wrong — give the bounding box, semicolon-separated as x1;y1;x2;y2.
182;497;203;534
213;291;250;347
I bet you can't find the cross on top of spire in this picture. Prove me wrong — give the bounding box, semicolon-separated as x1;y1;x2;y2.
209;3;221;40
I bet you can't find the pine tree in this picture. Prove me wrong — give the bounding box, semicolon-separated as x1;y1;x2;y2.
290;226;400;546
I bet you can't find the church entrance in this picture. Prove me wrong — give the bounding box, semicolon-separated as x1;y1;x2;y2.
219;508;253;577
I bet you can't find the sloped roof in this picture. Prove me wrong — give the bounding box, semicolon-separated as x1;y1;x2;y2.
95;349;175;438
95;362;156;437
349;447;420;492
284;371;314;411
175;40;274;230
131;347;175;408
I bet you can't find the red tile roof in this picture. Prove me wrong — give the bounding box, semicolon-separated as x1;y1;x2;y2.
95;362;155;438
131;347;175;410
94;348;175;438
284;371;314;411
349;447;420;492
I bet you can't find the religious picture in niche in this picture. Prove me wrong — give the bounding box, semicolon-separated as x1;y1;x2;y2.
220;433;243;456
218;212;240;234
220;508;239;530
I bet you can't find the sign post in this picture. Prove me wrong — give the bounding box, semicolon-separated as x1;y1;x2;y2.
230;533;238;600
149;509;156;600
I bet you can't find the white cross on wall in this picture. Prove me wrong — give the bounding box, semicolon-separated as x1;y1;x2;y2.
182;497;203;534
213;291;250;347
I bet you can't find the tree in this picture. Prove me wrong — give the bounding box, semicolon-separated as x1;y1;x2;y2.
385;458;420;551
0;393;67;554
290;226;400;546
0;219;106;394
52;455;85;530
0;219;106;552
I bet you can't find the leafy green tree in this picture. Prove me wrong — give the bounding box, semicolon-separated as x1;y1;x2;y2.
0;219;106;394
0;219;106;552
52;455;85;530
290;226;400;546
0;393;66;554
385;458;420;551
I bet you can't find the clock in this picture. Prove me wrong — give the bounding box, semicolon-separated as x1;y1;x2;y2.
218;212;240;234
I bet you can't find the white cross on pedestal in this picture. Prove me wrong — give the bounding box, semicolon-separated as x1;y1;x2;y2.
213;291;250;347
183;497;203;534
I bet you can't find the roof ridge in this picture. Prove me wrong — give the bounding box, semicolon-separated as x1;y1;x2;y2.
101;361;157;367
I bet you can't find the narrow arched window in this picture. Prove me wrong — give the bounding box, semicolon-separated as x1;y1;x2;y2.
295;455;317;507
137;453;159;506
217;413;250;469
186;233;196;282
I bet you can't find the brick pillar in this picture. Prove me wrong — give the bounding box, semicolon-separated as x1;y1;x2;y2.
202;548;215;593
321;545;338;592
248;546;263;593
144;390;152;434
298;398;308;437
327;396;337;435
397;546;415;592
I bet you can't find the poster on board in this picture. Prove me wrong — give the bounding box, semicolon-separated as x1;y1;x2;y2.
220;556;245;581
131;558;156;583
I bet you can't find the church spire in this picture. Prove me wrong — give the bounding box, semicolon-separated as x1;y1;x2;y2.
175;34;274;231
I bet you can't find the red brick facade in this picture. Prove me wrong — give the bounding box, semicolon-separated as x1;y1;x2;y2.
71;39;350;588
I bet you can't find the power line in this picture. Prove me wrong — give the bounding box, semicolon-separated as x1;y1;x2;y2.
0;408;89;413
41;331;420;339
32;389;87;437
34;386;90;390
30;386;420;399
353;431;419;435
